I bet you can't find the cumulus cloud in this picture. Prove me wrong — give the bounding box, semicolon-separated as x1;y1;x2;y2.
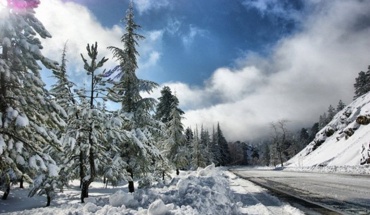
138;30;164;71
35;0;162;81
174;0;370;141
36;0;122;75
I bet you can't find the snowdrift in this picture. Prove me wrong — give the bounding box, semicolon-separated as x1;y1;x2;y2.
287;92;370;167
4;164;241;215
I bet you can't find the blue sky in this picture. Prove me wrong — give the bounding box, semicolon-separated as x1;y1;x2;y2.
32;0;370;140
79;0;303;85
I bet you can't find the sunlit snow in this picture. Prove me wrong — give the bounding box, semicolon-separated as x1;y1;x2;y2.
0;165;305;215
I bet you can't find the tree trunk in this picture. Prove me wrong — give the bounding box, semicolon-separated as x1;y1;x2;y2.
46;195;51;207
128;181;134;193
81;181;90;203
128;169;134;193
19;175;24;188
176;168;179;175
277;145;284;167
79;150;84;188
1;183;10;200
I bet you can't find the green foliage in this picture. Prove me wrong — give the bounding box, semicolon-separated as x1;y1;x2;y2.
155;86;184;123
106;2;161;191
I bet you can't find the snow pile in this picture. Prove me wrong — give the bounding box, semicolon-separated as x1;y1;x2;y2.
108;190;133;207
287;92;370;167
147;199;169;215
4;164;241;215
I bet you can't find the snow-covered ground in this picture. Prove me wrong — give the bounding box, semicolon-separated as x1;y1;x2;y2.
0;164;304;215
287;92;370;167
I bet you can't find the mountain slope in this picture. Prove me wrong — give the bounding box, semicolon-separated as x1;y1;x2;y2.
287;92;370;167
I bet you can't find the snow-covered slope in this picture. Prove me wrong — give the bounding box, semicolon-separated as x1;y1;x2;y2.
287;92;370;167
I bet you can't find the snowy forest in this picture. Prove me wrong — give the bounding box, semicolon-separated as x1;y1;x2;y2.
1;0;370;211
0;0;232;206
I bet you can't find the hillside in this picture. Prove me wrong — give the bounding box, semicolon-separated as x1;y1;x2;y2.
287;92;370;167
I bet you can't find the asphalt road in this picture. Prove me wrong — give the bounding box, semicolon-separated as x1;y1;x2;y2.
230;168;370;214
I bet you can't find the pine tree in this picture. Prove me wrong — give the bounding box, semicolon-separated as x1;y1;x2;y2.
155;86;184;123
30;44;72;206
327;105;336;122
309;122;319;142
184;127;194;169
50;43;74;113
166;97;186;175
0;0;65;202
200;126;212;165
336;100;346;112
354;66;370;100
215;123;230;166
106;2;160;193
78;42;109;203
210;126;220;166
49;44;82;190
318;113;327;130
263;142;270;166
191;126;206;168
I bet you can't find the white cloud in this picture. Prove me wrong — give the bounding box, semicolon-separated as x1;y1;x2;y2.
205;67;266;102
35;0;163;83
137;30;164;73
242;0;302;21
134;0;169;14
141;51;160;69
33;0;370;142
36;0;123;76
166;18;181;35
182;26;207;48
175;0;370;141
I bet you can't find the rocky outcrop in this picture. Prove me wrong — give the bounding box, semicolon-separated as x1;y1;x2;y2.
356;115;370;125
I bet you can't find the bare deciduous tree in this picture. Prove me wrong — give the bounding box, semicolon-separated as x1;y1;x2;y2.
271;119;289;167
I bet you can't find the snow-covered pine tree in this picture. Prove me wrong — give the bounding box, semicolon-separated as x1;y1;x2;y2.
155;86;184;123
191;127;200;168
200;126;212;165
100;104;132;188
0;0;65;201
50;43;74;114
210;126;221;166
49;43;80;191
107;2;160;193
191;126;206;168
184;127;194;169
354;66;370;100
166;97;186;175
78;42;110;203
155;87;186;176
